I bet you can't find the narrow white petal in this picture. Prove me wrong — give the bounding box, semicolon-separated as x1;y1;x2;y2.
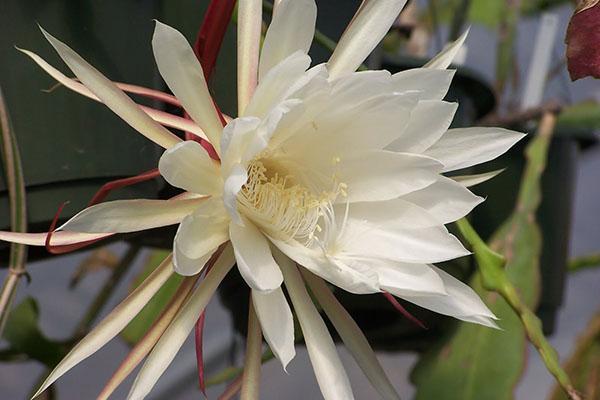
152;21;223;154
127;245;235;400
303;271;400;400
58;197;207;233
174;203;229;257
33;255;174;398
252;288;295;369
335;150;443;203
0;231;109;246
237;0;262;113
399;265;497;325
391;68;456;100
327;0;408;78
424;29;469;70
373;261;446;296
39;27;181;149
425;127;525;172
259;0;317;79
386;101;458;153
276;252;355;400
402;176;484;224
451;169;505;187
270;237;379;294
230;219;283;291
159;141;222;195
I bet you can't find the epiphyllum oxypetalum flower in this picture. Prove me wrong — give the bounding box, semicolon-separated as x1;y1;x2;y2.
2;1;525;399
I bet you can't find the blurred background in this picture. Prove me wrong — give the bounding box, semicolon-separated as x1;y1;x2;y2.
0;0;599;399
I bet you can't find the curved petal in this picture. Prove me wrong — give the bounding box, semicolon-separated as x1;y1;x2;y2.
372;261;446;296
391;68;456;101
223;163;248;225
33;255;174;398
252;287;296;369
159;140;222;195
327;0;408;79
270;237;380;294
229;219;283;291
127;245;235;400
424;127;525;172
152;21;223;153
303;271;400;400
424;29;469;69
386;101;458;153
399;266;498;326
276;252;355;400
237;0;262;113
39;27;181;149
401;176;484;224
58;197;207;233
335;150;443;203
220;117;261;176
259;0;317;79
0;231;109;246
173;242;217;277
452;169;505;188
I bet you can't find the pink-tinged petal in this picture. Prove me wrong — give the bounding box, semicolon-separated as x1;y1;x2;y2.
38;28;181;150
58;197;208;234
17;48;207;140
127;245;235;400
276;252;355;400
237;0;262;113
113;82;181;106
303;271;400;400
424;29;469;69
327;0;408;79
152;21;224;154
259;0;317;79
32;254;175;398
0;230;109;247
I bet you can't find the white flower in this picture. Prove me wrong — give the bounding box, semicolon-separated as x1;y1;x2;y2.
2;1;525;399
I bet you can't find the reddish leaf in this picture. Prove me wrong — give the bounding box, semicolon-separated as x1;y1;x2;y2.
87;168;160;206
195;312;207;396
566;0;600;81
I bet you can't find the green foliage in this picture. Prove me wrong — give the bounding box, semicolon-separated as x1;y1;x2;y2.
2;297;64;367
556;101;600;137
549;310;600;400
412;116;557;399
120;250;183;345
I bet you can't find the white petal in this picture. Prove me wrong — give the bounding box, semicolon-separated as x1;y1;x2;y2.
173;242;217;276
425;127;525;172
452;169;505;187
127;245;235;400
229;219;283;291
270;237;379;295
399;265;497;325
424;29;469;70
221;117;261;175
33;255;174;398
259;0;317;79
39;27;181;149
386;101;458;153
152;21;223;153
246;52;311;118
252;288;296;369
402;176;484;224
391;68;456;100
159;141;222;195
237;0;262;113
303;271;400;400
0;231;109;247
58;197;207;233
340;218;470;264
327;0;408;79
372;261;446;296
335;150;443;202
276;253;355;400
223;163;248;225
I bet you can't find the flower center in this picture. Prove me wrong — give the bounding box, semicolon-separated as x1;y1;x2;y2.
237;159;340;244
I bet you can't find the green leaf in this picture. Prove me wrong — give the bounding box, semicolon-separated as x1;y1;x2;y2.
120;250;182;345
2;297;65;367
549;310;600;400
556;101;600;137
412;117;554;399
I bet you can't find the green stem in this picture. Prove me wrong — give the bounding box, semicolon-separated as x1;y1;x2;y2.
568;253;600;273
